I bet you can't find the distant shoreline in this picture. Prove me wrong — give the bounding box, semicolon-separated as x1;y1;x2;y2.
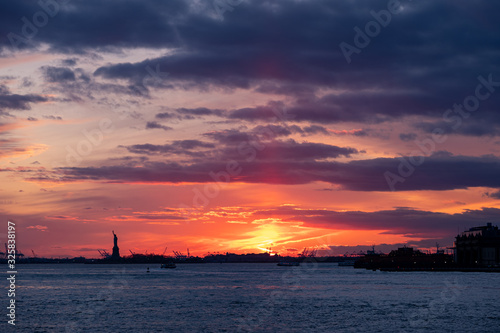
8;261;500;272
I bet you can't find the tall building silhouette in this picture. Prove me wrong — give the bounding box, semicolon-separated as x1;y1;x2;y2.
455;223;500;266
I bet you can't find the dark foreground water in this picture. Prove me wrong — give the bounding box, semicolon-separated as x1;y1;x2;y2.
5;263;500;332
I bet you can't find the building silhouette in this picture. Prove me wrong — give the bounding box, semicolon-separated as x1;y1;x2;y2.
455;223;500;266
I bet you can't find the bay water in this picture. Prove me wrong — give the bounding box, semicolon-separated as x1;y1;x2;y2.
7;263;500;332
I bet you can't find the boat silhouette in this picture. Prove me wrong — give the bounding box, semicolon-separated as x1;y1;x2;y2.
160;262;176;269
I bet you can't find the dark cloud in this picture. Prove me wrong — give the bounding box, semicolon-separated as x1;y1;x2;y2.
174;140;216;150
329;129;370;137
328;153;500;191
122;136;356;162
0;0;188;53
155;112;175;119
203;129;253;144
251;124;330;137
41;66;76;83
61;58;77;67
175;107;224;117
43;115;62;120
485;190;500;199
28;151;500;192
301;125;326;135
2;1;499;132
0;84;47;112
399;133;417;142
252;124;295;138
226;91;461;124
83;0;500;136
220;139;359;161
20;77;33;88
254;82;318;97
27;116;38;121
415;120;500;137
145;121;172;131
202;125;329;145
122;140;215;157
201;126;359;159
154;108;224;121
253;206;500;238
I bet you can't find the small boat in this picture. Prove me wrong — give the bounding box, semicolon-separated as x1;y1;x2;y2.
161;262;176;269
277;261;300;266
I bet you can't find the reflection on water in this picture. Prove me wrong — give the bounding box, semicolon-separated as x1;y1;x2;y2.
15;263;500;332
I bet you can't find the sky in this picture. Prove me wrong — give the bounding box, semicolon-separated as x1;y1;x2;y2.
1;0;500;258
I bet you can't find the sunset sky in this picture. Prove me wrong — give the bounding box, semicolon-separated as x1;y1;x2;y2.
1;0;500;258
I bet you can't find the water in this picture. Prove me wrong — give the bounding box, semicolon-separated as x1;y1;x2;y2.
7;263;500;332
